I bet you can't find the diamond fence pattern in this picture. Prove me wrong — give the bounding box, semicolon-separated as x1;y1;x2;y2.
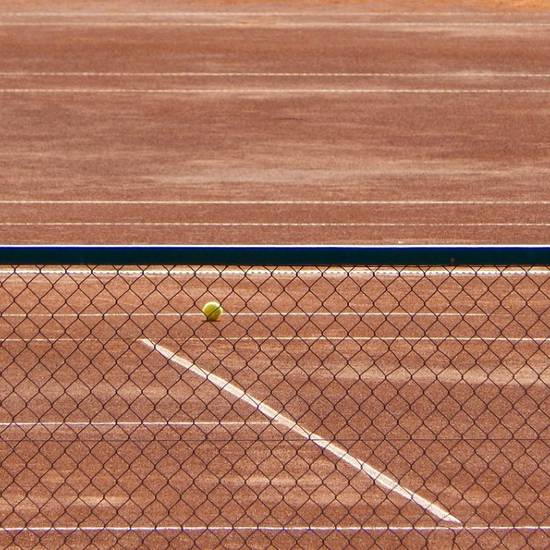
0;259;549;549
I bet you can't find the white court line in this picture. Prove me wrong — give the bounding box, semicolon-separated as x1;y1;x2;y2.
0;420;268;428
0;268;426;277
0;312;497;319
2;22;550;27
0;268;547;278
0;268;547;280
141;337;459;524
1;88;550;94
1;524;549;533
3;72;550;78
2;222;550;226
1;336;547;343
2;199;550;205
1;12;546;17
0;267;550;284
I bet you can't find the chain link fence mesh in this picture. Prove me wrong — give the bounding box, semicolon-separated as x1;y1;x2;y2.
1;261;549;549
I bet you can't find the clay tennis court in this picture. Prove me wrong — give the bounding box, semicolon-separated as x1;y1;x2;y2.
1;1;550;549
2;259;549;549
2;0;550;244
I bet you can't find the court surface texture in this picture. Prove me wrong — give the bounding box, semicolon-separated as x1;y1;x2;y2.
1;1;550;549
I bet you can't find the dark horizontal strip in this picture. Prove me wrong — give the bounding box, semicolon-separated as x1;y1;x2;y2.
0;245;550;266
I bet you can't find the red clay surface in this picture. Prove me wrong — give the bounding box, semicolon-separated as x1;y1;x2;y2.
2;2;550;549
1;266;550;548
1;1;550;244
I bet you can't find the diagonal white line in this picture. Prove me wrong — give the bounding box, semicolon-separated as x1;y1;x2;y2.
140;338;460;524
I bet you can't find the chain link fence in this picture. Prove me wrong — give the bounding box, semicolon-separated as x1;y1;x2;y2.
0;247;549;549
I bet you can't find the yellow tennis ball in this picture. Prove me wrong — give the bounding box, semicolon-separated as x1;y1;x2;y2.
202;301;223;321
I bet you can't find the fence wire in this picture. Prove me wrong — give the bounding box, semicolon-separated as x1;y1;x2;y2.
0;263;549;549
